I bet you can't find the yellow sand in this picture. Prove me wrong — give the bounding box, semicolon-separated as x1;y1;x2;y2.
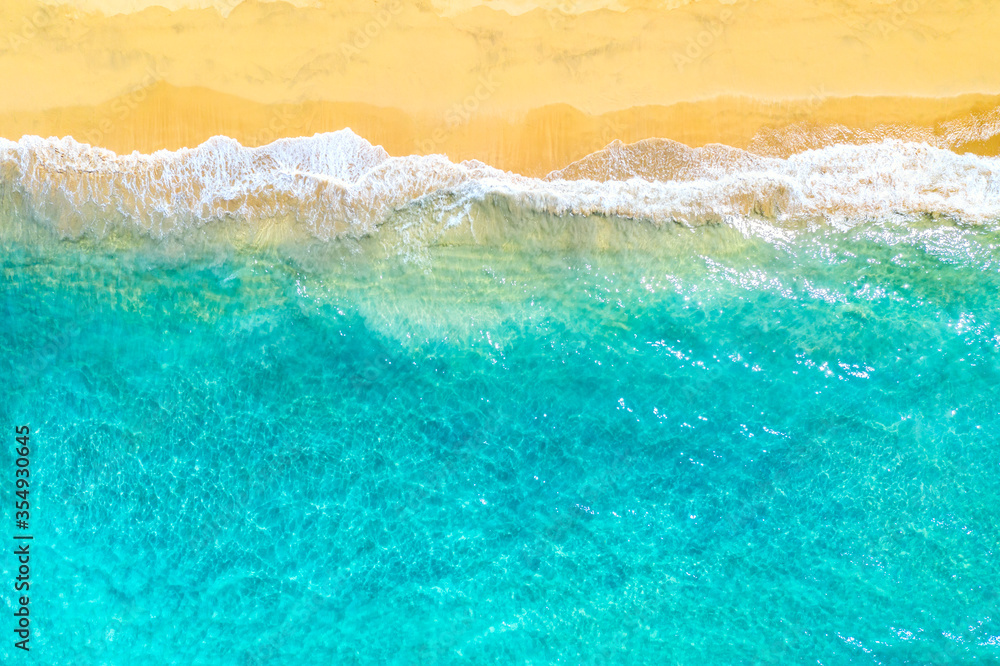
2;0;999;175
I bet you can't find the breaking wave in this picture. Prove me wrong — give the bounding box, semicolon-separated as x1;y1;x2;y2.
1;130;999;244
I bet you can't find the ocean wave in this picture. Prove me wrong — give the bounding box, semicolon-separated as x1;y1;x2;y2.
1;130;999;244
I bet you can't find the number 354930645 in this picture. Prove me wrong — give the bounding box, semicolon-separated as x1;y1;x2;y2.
15;426;30;526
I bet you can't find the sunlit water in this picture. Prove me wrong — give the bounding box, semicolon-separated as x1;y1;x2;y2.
2;214;998;664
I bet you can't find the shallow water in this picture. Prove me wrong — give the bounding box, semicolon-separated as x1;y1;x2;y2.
2;213;999;664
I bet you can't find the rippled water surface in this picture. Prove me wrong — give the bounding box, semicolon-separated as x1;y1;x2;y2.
2;216;998;664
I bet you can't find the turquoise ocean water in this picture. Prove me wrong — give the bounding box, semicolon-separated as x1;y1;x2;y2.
2;207;999;664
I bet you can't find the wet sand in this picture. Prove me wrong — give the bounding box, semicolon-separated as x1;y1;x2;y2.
3;83;999;177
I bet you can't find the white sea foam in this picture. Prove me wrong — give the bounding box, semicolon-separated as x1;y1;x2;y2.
1;130;998;242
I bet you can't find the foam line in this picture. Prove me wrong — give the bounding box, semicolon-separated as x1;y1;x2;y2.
2;131;998;242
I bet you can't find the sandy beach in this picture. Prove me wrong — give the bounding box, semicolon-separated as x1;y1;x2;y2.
1;0;998;175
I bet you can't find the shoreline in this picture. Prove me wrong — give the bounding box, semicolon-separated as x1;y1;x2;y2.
2;84;999;177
